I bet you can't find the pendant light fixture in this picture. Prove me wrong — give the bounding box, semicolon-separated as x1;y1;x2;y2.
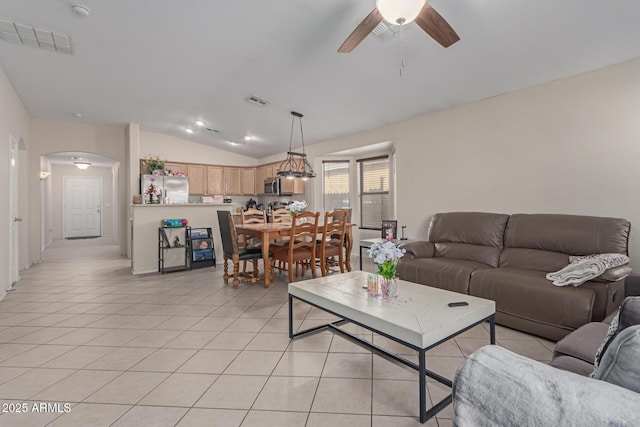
276;111;316;181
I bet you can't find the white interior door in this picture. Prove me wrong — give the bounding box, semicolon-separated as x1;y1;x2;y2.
64;177;102;238
9;136;20;287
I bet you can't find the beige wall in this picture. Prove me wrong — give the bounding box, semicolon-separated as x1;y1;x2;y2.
50;164;115;240
29;119;127;262
0;65;30;296
140;132;258;167
300;57;640;269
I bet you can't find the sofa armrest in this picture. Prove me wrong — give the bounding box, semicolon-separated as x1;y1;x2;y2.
452;345;640;427
397;241;434;259
594;265;632;282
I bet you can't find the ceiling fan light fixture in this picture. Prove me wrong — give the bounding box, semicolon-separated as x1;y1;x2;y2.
376;0;425;25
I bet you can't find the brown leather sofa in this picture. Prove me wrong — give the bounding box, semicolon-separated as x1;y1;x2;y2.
397;212;631;341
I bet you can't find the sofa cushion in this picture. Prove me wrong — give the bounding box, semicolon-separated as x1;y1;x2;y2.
548;355;595;377
396;257;492;294
499;247;569;272
503;213;630;256
594;325;640;393
428;212;509;267
470;267;595;331
553;321;610;366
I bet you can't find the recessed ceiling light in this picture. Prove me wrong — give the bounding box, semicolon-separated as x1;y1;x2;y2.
228;141;240;146
195;120;205;127
73;112;83;118
185;128;194;134
70;156;83;160
244;135;253;141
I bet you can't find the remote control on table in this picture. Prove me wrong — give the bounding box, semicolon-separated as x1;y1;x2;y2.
448;302;469;307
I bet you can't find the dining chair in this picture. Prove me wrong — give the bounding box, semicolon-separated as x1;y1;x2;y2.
272;208;292;224
335;208;353;272
217;210;268;288
240;208;266;271
271;211;319;283
271;208;292;272
316;210;347;276
242;208;267;224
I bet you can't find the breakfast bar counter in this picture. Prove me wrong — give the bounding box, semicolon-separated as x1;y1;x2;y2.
130;203;237;274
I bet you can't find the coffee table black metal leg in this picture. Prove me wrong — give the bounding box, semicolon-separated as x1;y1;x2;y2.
419;349;427;423
490;315;496;345
359;246;363;270
288;294;294;338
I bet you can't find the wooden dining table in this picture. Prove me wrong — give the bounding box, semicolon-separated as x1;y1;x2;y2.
235;222;354;287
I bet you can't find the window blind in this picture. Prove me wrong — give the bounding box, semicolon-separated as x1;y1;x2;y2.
322;160;350;211
357;156;391;229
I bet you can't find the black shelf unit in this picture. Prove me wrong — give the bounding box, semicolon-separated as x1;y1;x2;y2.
187;227;216;269
159;225;190;274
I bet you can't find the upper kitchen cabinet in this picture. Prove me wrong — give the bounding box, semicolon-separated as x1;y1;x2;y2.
206;166;224;195
255;165;267;195
187;164;206;195
165;162;185;175
240;168;256;195
280;176;305;195
224;167;241;195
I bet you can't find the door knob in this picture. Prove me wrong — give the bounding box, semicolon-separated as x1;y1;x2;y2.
13;217;23;222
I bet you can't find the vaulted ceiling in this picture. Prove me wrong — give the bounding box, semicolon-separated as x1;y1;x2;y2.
1;1;640;158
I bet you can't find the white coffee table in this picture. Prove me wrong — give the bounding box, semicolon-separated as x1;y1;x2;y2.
288;270;496;423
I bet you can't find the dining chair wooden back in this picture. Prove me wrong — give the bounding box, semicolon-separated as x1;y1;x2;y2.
217;210;267;288
242;208;266;224
239;208;266;249
271;211;319;283
272;208;292;224
316;210;347;276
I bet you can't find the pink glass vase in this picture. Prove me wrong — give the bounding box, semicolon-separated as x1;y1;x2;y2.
379;276;398;299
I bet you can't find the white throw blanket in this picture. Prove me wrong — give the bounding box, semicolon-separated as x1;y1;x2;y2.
546;253;630;287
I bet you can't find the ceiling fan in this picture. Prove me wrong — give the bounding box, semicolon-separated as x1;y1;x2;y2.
338;0;459;53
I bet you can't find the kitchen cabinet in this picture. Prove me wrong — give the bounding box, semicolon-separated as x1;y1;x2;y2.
240;168;256;195
165;162;185;175
206;166;224;195
255;166;267;195
187;164;206;195
280;177;305;195
266;164;276;179
224;167;241;195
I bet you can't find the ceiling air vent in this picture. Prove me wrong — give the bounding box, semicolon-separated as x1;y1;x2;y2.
203;127;220;134
245;95;270;107
0;18;73;54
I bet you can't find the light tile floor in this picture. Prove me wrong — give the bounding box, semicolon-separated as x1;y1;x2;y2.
0;238;555;426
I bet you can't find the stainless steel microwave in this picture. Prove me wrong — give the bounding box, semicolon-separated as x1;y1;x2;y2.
264;178;281;195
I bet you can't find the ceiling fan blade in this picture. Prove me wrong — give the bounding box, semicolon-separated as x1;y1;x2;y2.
338;9;383;53
414;4;460;48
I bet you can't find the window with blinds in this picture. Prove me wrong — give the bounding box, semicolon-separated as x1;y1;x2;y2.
357;156;391;229
322;160;350;211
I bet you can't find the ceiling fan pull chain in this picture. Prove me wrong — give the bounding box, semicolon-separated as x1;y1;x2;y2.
400;23;406;77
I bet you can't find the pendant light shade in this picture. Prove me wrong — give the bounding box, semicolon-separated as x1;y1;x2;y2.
376;0;425;24
276;111;316;180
